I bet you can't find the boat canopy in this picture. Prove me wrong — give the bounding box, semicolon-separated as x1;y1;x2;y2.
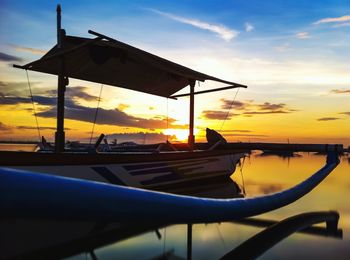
17;31;247;98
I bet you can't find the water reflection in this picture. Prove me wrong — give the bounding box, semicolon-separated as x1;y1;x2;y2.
221;211;342;259
3;151;350;259
257;150;302;159
4;210;340;259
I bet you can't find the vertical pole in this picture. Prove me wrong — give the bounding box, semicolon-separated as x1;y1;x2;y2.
188;80;195;150
187;224;192;260
55;4;66;152
56;4;61;47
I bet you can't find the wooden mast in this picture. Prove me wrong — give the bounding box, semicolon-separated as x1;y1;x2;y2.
55;4;67;152
188;80;195;150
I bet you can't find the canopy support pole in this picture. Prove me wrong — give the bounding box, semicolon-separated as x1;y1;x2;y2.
55;4;66;153
188;80;195;150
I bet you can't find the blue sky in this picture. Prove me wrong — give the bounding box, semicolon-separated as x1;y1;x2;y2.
0;0;349;144
1;1;349;61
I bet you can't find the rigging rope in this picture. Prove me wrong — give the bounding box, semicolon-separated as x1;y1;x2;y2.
25;70;41;142
216;224;227;251
89;84;104;145
219;88;240;132
163;227;167;256
166;98;169;142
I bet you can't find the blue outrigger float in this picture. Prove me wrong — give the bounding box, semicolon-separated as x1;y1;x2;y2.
0;152;340;222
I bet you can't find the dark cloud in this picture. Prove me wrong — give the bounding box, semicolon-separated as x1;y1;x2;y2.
0;95;67;106
16;126;72;131
339;112;350;116
204;99;278;120
68;86;99;101
258;102;285;111
32;96;57;106
0;85;99;107
0;52;23;62
0;123;71;132
0;122;12;131
36;99;186;129
33;95;81;108
0;81;42;97
317;117;341;121
243;110;290;115
47;86;99;102
0;96;30;105
217;99;296;117
201;110;237;120
1;82;98;102
220;99;249;110
1;84;185;130
330;89;350;94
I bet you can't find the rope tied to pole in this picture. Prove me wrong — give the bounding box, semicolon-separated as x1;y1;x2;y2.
166;98;169;142
219;88;240;132
89;84;103;145
25;70;41;142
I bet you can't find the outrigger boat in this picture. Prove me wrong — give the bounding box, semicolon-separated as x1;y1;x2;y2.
0;6;344;258
0;5;248;190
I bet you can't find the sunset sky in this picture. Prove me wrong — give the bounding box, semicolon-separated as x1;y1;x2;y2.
0;0;349;145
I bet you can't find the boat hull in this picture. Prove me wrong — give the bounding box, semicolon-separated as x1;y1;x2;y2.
0;150;244;189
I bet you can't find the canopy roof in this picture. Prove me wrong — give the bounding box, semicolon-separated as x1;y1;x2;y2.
19;31;247;98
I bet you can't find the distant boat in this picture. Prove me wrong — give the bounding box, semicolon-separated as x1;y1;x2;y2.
260;150;299;157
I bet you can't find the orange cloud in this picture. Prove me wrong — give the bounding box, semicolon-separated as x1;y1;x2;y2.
330;89;350;94
0;122;12;131
9;44;47;55
314;15;350;24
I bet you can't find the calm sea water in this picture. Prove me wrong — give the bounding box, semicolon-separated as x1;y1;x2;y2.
2;145;349;259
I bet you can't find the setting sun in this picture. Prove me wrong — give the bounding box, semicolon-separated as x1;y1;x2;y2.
163;128;200;142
